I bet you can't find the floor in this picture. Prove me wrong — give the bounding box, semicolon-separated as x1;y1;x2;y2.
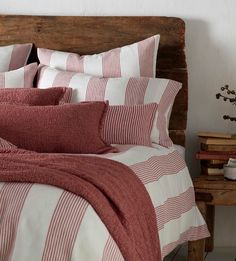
164;244;236;261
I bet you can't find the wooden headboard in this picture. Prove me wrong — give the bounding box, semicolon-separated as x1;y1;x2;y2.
0;15;187;146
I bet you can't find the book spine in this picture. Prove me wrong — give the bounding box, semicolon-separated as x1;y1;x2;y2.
201;143;236;152
196;152;236;160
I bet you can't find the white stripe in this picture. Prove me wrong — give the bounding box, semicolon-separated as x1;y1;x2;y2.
145;168;192;207
108;144;176;165
0;45;13;72
158;206;206;251
37;67;59;89
4;67;24;88
72;205;110;261
84;54;103;77
144;78;168;104
69;73;91;102
0;182;4;190
11;184;63;261
104;78;129;105
50;51;70;71
120;43;140;77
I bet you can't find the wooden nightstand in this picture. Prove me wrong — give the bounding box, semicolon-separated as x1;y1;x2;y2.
188;175;236;261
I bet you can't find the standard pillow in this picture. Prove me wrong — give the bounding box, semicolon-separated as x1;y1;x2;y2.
0;87;72;105
0;43;32;72
0;63;37;88
37;66;182;147
102;103;158;146
0;102;113;154
37;35;160;78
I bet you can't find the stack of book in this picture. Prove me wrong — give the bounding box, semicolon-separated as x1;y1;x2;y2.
196;131;236;176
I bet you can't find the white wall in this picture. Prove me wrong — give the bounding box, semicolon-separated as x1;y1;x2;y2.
1;0;236;247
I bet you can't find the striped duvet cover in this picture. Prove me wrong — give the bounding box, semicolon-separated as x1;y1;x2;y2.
0;145;209;261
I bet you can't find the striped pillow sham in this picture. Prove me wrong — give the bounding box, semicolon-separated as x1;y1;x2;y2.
37;35;160;78
102;103;158;146
0;63;37;88
37;66;182;147
0;43;32;72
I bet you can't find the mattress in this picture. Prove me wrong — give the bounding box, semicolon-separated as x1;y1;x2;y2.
0;145;209;260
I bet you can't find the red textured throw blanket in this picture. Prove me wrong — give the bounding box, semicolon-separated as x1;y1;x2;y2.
0;150;161;261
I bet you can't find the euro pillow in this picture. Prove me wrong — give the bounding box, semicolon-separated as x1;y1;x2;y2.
37;66;182;147
0;43;32;72
102;103;158;146
0;87;72;105
0;63;37;88
0;102;113;154
37;35;160;78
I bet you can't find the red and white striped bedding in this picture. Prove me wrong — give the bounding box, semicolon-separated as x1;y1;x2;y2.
38;35;160;78
0;63;37;88
0;145;209;260
0;43;32;72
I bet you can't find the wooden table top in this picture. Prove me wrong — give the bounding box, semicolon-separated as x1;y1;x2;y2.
193;175;236;190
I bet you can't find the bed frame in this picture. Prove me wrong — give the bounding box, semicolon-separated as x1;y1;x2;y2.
0;15;187;146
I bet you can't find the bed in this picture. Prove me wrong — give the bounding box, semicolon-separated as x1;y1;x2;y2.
0;15;209;261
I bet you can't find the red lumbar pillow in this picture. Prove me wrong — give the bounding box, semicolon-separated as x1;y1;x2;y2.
0;87;72;105
0;102;113;154
102;103;158;146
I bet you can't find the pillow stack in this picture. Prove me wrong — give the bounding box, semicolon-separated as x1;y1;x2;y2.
0;35;182;153
36;34;182;149
0;44;37;88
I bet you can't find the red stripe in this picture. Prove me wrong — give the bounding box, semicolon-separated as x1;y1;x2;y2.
0;183;32;261
102;236;124;261
42;191;88;261
37;48;54;67
66;54;84;73
155;187;195;230
102;48;121;77
23;63;37;88
156;80;182;147
85;77;108;101
138;36;155;77
162;224;210;258
124;77;149;105
130;150;186;184
52;70;76;87
102;103;157;146
9;44;32;71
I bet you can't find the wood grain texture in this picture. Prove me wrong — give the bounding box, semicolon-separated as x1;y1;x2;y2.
0;15;188;146
192;174;236;255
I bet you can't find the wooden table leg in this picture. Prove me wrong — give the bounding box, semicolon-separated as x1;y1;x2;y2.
188;239;205;261
188;201;207;260
205;205;214;252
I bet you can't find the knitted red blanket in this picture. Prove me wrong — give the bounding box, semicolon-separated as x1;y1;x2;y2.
0;150;161;261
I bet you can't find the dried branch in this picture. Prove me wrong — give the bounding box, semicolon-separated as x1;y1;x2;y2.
216;85;236;121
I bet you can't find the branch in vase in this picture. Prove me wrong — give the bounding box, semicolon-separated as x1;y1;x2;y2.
223;115;236;121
